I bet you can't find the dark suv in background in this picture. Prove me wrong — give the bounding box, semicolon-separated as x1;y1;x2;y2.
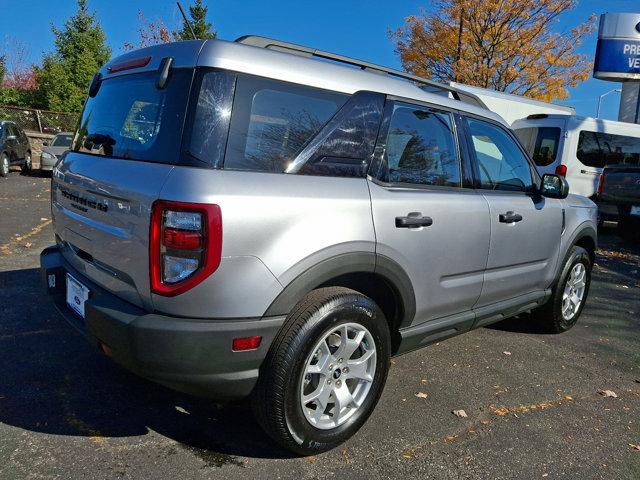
0;121;32;177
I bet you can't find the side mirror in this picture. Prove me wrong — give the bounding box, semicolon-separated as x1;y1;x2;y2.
43;141;49;146
540;173;569;199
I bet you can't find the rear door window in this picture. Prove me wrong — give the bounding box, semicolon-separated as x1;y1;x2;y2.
378;103;461;187
225;76;348;172
514;126;561;167
73;69;193;164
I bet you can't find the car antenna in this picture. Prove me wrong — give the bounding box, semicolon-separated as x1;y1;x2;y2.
177;1;197;40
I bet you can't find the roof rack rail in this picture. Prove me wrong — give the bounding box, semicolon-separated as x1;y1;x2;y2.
235;35;487;110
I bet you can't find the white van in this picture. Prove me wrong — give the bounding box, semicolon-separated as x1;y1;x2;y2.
512;114;640;199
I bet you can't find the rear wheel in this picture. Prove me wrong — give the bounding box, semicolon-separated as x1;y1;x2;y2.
21;151;32;173
533;246;591;333
0;153;9;177
252;287;391;455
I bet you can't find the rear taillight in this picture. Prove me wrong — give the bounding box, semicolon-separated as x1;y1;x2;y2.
597;172;605;195
150;200;222;296
555;164;567;177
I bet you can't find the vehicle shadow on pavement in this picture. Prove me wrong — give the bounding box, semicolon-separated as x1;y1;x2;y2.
0;267;295;463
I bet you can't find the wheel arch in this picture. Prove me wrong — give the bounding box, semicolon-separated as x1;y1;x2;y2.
264;252;416;354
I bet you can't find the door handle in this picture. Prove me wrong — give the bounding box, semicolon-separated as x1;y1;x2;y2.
499;211;523;223
395;214;433;228
580;169;598;176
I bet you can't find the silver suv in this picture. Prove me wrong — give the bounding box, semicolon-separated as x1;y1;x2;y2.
40;36;597;455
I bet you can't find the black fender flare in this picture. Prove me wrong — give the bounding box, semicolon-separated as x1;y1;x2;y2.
264;252;416;328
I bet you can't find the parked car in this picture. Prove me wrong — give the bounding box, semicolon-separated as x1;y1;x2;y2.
40;132;74;172
597;162;640;240
40;37;598;455
0;121;32;177
513;115;640;203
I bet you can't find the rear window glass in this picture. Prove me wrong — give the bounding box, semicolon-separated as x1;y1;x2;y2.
514;127;561;167
52;134;73;147
225;76;348;172
577;130;640;168
73;69;193;164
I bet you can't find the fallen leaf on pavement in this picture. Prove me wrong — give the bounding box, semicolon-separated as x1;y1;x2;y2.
564;395;573;401
23;242;32;248
414;392;428;399
304;455;317;464
629;444;640;451
502;351;512;356
597;389;618;398
452;409;468;418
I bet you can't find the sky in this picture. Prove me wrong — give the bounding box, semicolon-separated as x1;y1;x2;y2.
0;0;637;120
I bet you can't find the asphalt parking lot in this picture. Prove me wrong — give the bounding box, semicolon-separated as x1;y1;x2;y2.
1;172;639;480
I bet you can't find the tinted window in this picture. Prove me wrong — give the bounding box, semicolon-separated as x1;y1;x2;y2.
73;69;193;164
514;127;561;167
381;104;460;186
186;70;236;167
467;118;534;191
225;76;347;172
295;91;385;177
577;130;640;168
51;134;74;147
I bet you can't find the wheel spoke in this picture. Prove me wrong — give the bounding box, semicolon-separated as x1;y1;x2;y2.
332;384;354;425
338;329;365;360
307;339;331;374
303;381;332;409
346;349;375;382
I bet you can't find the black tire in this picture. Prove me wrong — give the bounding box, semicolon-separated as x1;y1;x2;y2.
252;287;391;455
0;153;9;177
533;246;591;333
21;151;32;173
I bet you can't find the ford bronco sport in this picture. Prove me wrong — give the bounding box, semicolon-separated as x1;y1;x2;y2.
40;36;598;455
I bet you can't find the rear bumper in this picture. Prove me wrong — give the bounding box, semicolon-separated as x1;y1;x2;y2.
597;200;640;221
40;245;284;400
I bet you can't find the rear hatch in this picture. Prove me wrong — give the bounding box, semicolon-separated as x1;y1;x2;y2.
600;165;640;205
52;54;197;310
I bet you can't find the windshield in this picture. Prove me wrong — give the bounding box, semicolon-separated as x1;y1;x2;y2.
514;126;561;167
73;69;193;164
51;133;73;147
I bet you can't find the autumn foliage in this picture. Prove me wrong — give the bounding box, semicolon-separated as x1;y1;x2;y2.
391;0;596;101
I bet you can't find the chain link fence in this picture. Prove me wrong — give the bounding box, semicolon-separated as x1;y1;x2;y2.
0;104;79;134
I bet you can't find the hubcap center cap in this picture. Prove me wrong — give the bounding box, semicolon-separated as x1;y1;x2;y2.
333;368;342;379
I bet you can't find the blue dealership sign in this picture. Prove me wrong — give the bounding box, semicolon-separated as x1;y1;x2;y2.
594;13;640;81
594;39;640;79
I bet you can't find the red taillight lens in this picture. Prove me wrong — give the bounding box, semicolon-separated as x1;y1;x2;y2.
597;173;604;195
555;164;567;177
163;228;201;250
232;336;262;352
150;200;222;296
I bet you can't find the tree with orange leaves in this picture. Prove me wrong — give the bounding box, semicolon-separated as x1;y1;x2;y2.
391;0;596;101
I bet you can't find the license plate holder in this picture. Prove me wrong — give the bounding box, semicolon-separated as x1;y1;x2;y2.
66;273;89;319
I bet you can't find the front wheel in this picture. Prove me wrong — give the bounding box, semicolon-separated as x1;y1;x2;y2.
0;153;9;177
533;246;591;333
252;287;391;455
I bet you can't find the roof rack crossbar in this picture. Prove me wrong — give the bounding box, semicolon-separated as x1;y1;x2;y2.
234;35;487;109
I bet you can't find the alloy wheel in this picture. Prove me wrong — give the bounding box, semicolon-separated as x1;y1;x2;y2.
300;322;377;430
561;263;586;320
